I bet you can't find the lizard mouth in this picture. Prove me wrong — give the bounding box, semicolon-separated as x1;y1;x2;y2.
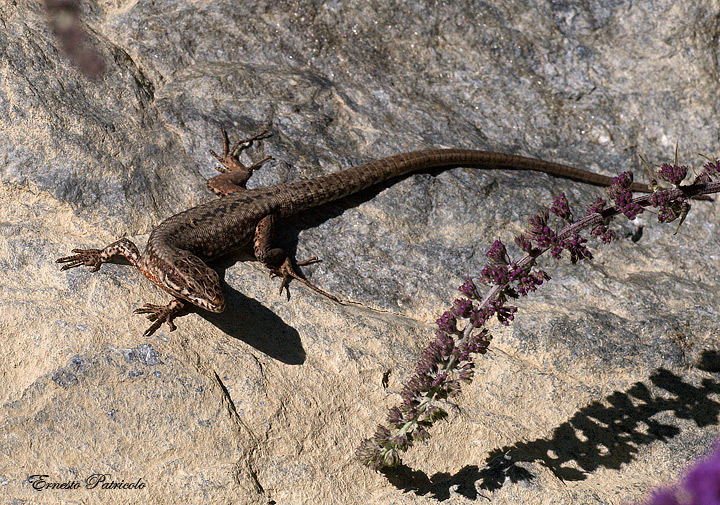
188;294;225;313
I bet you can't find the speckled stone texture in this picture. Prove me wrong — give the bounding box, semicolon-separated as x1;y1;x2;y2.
1;1;719;504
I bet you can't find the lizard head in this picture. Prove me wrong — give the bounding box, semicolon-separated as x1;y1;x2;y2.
156;254;226;313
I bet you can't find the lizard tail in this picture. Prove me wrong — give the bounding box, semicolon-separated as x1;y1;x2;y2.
273;148;651;215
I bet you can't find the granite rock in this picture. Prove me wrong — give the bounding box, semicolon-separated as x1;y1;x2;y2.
1;1;719;504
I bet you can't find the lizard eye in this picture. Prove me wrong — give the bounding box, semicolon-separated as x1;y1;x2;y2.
163;268;186;292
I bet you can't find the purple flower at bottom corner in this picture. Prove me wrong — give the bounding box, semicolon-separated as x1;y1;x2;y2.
644;442;720;505
684;446;720;505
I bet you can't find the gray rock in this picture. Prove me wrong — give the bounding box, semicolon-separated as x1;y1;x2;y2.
1;1;719;504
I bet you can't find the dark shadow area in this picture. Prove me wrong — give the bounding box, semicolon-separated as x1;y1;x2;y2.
104;253;305;364
697;349;720;373
269;162;598;261
382;359;720;501
193;257;307;365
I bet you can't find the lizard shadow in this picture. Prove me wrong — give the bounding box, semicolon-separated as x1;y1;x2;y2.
266;162;613;264
194;257;307;365
269;166;473;263
105;256;305;364
380;352;720;501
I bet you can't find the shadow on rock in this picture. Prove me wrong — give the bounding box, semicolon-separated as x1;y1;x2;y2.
383;357;720;501
196;258;306;365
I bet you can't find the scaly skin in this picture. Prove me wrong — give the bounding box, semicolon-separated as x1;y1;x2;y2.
58;129;650;336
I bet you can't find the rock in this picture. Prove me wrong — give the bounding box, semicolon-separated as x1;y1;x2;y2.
1;1;719;504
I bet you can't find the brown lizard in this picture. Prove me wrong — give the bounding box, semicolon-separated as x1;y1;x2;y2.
57;129;651;336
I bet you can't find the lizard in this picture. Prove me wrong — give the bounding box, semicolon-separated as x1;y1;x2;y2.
57;128;652;336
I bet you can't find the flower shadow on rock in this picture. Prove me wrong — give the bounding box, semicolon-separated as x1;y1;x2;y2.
382;354;720;501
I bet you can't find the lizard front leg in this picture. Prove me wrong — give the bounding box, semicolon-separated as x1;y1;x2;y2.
134;299;188;337
56;237;141;271
253;214;339;302
57;238;190;336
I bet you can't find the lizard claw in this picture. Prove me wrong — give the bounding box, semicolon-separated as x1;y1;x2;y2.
134;299;186;336
56;248;103;271
270;257;339;302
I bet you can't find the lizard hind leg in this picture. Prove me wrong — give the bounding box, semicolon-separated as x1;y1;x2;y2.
253;214;339;302
208;128;273;196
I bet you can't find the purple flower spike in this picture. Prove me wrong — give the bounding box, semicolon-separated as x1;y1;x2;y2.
358;158;720;472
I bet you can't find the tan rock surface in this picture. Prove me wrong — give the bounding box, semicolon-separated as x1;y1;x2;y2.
1;1;720;504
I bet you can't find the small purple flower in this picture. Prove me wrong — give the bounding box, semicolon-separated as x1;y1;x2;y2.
646;489;679;505
480;263;510;285
650;190;689;224
703;159;720;174
592;224;617;244
563;233;593;264
585;196;607;216
695;159;720;184
608;172;644;220
459;277;481;299
451;298;474;318
526;209;562;252
658;163;688;186
486;240;509;265
431;372;448;388
550;192;573;222
527;209;550;237
436;311;458;334
509;264;549;296
515;234;533;253
458;363;475;383
386;406;403;425
488;300;517;325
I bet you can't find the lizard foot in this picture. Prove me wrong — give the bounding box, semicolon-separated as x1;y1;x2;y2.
56;248;104;271
210;128;273;174
270;257;340;302
134;299;187;336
